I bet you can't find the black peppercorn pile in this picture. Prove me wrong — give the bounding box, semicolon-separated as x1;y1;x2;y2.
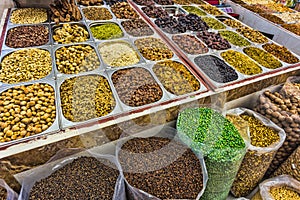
119;137;203;199
29;157;119;200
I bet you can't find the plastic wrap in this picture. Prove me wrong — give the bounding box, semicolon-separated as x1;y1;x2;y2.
0;179;18;200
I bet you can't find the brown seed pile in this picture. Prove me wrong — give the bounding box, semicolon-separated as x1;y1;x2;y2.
121;19;154;37
77;0;103;6
230;114;280;197
172;34;208;55
5;25;49;48
49;0;82;23
255;90;300;176
237;27;268;44
0;83;56;143
111;2;139;19
55;44;100;74
82;7;112;20
53;24;89;44
134;37;173;61
10;8;48;24
60;75;115;122
282;23;300;37
112;67;163;107
119;137;203;199
262;43;299;64
0;48;52;84
29;157;119;200
153;60;200;95
273;146;300;181
269;186;300;200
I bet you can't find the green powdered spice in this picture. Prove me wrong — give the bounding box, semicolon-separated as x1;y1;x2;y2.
202;17;226;30
219;30;251;47
182;6;207;16
90;23;123;40
177;107;247;200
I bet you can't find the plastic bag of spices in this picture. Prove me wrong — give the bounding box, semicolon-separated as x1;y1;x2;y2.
257;175;300;200
0;179;18;200
116;126;208;200
226;108;286;197
272;145;300;181
176;107;249;200
254;84;300;177
18;150;126;200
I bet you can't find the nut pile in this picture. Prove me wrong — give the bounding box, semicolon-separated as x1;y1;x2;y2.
111;2;139;19
121;19;154;37
60;75;115;122
222;18;244;29
237;27;268;44
221;50;262;75
142;5;168;18
282;23;300;37
49;0;82;23
243;4;273;14
133;0;155;6
172;34;209;55
199;4;223;16
10;8;48;24
255;90;300;176
230;114;280;197
98;41;140;67
5;25;49;48
112;67;163;107
90;23;123;40
53;24;89;44
196;31;231;50
153;0;174;4
0;48;52;84
182;6;207;16
119;137;203;199
202;17;226;30
265;3;295;13
82;7;112;20
243;47;282;69
29;157;119;199
153;60;200;95
134;37;173;61
274;13;300;23
0;83;56;143
219;30;251;47
260;14;284;25
77;0;103;6
262;43;299;64
269;186;300;200
105;0;127;6
55;45;100;74
194;55;238;83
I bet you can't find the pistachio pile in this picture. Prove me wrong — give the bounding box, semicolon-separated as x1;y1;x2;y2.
0;83;56;143
0;48;52;84
53;24;89;44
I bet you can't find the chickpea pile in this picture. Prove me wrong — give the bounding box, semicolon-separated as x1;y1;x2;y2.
0;83;56;143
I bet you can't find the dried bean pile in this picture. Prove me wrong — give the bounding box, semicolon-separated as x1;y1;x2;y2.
255;90;300;176
119;137;203;199
90;23;123;40
230;114;281;197
134;37;173;61
10;8;48;24
243;47;282;69
29;157;119;199
142;5;168;18
112;67;163;107
60;75;115;122
0;83;56;143
55;45;100;74
262;43;299;64
202;17;226;30
5;25;49;48
82;7;112;20
221;50;262;75
237;27;268;44
172;34;208;55
153;60;200;95
194;55;238;83
98;41;140;67
53;24;89;44
196;31;231;50
219;30;251;47
121;19;154;37
182;6;206;16
111;2;139;19
0;48;52;84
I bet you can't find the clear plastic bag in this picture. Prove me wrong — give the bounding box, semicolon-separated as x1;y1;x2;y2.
254;84;300;176
0;179;18;200
18;149;126;200
227;108;285;197
259;175;300;200
281;76;300;100
116;126;208;200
